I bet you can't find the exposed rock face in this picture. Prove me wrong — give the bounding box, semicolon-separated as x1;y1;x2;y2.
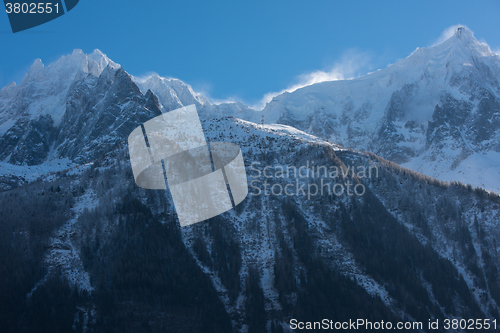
0;52;162;165
55;67;162;163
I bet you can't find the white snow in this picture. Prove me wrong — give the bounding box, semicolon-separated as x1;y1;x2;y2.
0;49;119;131
403;151;500;194
28;189;98;297
0;158;74;181
259;27;500;193
47;190;97;292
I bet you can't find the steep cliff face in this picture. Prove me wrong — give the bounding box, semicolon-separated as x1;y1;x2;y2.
0;51;163;166
0;50;258;168
54;66;163;163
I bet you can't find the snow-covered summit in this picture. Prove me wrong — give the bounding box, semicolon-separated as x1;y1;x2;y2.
394;26;497;84
453;26;493;54
1;27;500;192
0;48;261;170
133;73;260;121
134;74;208;111
261;26;500;192
0;49;121;130
21;49;119;87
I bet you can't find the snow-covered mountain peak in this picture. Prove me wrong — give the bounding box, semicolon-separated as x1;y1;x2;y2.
260;26;500;192
134;73;208;111
261;28;497;123
18;49;120;92
86;49;120;76
28;58;44;73
392;27;496;83
131;73;260;121
0;49;127;153
438;26;492;57
455;26;472;39
1;29;499;189
451;26;489;53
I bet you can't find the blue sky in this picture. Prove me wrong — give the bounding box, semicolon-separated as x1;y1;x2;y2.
1;0;499;108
